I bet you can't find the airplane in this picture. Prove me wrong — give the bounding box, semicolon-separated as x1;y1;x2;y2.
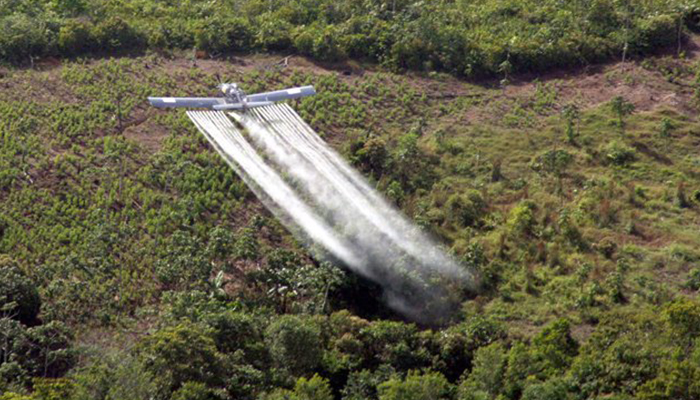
148;83;316;111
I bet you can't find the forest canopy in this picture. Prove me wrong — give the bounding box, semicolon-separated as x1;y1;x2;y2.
1;0;700;77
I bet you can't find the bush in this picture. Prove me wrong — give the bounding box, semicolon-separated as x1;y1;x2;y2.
0;14;51;62
192;16;252;54
603;141;636;166
685;268;700;291
0;256;41;325
508;201;537;237
445;190;487;228
93;17;142;52
58;20;95;56
531;318;579;375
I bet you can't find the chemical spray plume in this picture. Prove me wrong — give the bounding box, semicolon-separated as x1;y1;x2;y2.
188;107;475;324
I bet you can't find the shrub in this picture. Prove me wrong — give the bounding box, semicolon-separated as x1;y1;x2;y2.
531;318;579;375
521;377;570;400
445;190;487;228
609;96;635;129
192;16;252;54
507;201;537;237
685;268;700;291
603;141;635;166
0;14;51;62
93;17;142;52
58;20;95;56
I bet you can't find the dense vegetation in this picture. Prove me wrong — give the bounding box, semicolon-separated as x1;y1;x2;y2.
2;1;700;399
2;0;700;78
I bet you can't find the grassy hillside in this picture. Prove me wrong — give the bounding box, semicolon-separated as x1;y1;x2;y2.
2;40;700;400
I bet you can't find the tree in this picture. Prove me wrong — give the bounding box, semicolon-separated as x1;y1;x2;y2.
355;137;388;178
458;343;507;400
265;315;323;376
171;381;218;400
663;299;700;354
530;150;573;196
137;322;223;396
261;374;333;400
561;104;580;145
0;318;27;386
0;256;41;325
15;321;75;379
531;319;579;377
378;370;453;400
609;96;635;131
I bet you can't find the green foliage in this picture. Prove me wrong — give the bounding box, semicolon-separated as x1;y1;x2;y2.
531;318;579;376
171;381;218;400
265;315;323;376
508;201;537;238
684;268;700;291
70;352;156;400
137;322;223;396
0;256;40;325
378;371;452;400
520;377;569;400
663;298;700;350
603;141;636;166
458;343;507;400
445;190;487;229
57;20;95;56
609;96;636;130
92;17;142;52
262;374;333;400
0;14;50;62
562;104;580;145
636;355;700;400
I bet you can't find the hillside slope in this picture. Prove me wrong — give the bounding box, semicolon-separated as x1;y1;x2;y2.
1;44;700;398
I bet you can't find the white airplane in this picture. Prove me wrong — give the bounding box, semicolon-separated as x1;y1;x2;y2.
148;83;315;111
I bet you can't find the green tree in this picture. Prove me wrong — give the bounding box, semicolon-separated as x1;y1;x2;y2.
609;96;635;131
262;374;333;400
378;370;453;400
531;319;579;377
265;315;323;376
458;342;507;400
171;381;218;400
15;321;75;379
137;322;223;396
561;104;580;145
0;256;41;325
663;299;700;354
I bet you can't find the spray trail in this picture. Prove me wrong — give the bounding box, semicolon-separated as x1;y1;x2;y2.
188;106;474;323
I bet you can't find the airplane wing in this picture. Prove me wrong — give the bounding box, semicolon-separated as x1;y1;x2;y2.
213;101;274;111
246;86;316;103
148;97;226;109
